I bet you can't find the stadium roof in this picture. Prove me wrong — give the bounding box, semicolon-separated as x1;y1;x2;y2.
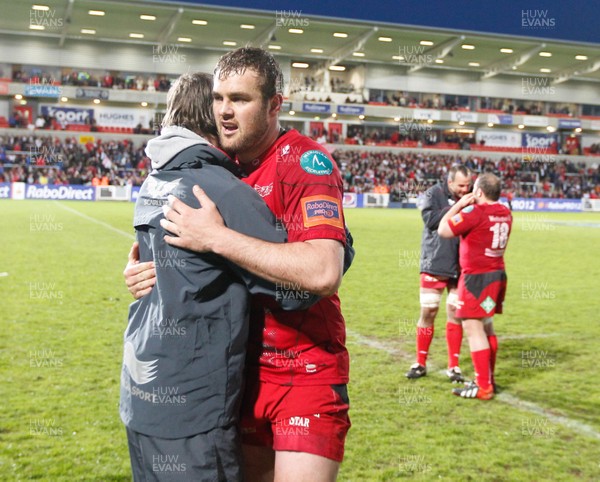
2;0;600;84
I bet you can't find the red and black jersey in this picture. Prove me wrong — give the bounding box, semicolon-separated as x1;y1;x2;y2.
240;129;349;386
448;202;512;274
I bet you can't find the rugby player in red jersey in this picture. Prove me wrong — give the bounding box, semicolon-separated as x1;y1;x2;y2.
126;48;350;481
438;172;512;400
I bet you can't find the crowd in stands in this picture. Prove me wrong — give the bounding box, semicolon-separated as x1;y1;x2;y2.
12;68;174;92
370;91;463;110
1;135;598;199
588;143;600;154
5;63;594;118
0;135;149;186
368;90;579;117
332;150;600;200
290;76;359;95
343;125;476;149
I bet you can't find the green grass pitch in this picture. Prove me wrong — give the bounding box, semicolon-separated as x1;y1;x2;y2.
1;200;599;480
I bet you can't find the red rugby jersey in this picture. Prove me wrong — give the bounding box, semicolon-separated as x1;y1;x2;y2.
240;129;349;386
448;202;512;274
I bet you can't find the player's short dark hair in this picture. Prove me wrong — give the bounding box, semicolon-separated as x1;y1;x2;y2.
162;72;218;139
449;164;470;181
215;47;284;101
477;172;502;201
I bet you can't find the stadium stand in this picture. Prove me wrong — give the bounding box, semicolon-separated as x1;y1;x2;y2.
1;133;598;200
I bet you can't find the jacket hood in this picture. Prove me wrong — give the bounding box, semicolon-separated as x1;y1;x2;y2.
145;126;211;169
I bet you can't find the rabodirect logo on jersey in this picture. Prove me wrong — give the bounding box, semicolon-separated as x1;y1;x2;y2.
300;150;333;176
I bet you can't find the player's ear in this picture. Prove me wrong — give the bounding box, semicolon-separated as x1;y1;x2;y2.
269;93;283;116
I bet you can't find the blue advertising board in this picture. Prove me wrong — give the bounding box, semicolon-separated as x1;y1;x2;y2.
501;197;581;212
41;106;94;125
522;133;558;148
25;184;95;201
302;103;331;114
337;105;365;115
25;85;61;98
0;182;11;199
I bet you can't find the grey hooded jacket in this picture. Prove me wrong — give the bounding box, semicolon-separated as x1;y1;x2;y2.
419;179;460;278
120;127;314;438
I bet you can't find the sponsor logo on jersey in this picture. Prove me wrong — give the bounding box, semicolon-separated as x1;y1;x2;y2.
254;183;273;197
281;144;290;155
123;341;158;385
288;416;310;427
299;150;333;176
462;205;474;213
301;195;343;229
480;296;496;314
450;213;463;225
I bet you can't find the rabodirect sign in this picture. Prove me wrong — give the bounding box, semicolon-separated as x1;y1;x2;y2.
25;184;95;201
502;197;581;212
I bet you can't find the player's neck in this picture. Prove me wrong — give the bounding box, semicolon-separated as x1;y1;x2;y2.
237;123;281;165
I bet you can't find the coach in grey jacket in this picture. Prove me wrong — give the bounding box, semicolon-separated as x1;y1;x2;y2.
420;174;462;277
120;73;314;482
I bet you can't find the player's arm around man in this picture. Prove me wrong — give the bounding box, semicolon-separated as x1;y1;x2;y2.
161;187;344;297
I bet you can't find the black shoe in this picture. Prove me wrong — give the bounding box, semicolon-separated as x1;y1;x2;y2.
446;366;465;383
452;381;494;400
405;363;427;379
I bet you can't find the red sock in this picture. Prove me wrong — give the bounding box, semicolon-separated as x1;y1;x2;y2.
488;335;498;385
471;348;492;390
416;326;434;366
446;322;463;369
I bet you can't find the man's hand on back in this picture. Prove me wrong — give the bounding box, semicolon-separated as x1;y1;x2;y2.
123;242;156;299
161;186;227;252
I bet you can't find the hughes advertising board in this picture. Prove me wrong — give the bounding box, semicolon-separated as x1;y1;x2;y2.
476;129;522;147
94;106;153;128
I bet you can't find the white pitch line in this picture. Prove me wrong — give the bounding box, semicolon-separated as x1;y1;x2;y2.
54;202;135;240
347;328;600;441
497;393;600;441
498;334;559;340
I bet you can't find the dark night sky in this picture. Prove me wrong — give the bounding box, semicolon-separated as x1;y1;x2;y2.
168;0;599;44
